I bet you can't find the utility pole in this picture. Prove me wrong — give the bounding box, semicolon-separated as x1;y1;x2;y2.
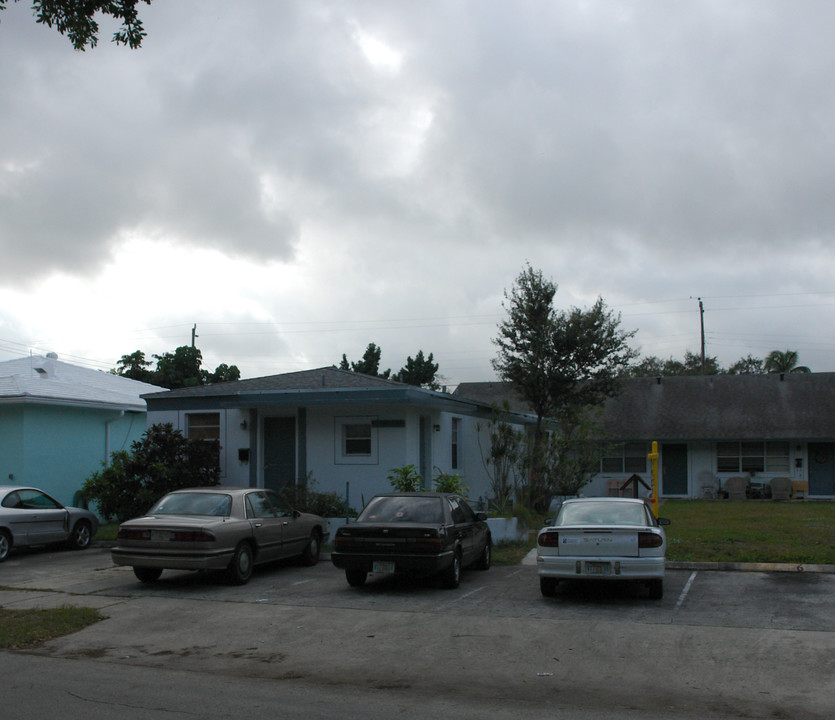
698;298;705;373
191;324;198;348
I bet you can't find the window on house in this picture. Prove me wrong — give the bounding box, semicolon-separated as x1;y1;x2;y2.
716;441;789;473
601;443;648;473
187;412;220;441
451;418;461;470
343;423;372;456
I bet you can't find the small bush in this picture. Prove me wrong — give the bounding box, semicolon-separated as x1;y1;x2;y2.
388;465;423;492
432;471;468;496
83;423;219;522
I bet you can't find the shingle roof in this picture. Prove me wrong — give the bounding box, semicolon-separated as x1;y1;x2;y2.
0;354;163;412
142;366;405;399
456;373;835;441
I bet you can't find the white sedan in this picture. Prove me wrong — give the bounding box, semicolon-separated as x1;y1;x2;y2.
537;497;669;599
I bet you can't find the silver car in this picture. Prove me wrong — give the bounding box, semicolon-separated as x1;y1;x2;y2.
111;486;328;585
0;485;99;562
537;497;669;599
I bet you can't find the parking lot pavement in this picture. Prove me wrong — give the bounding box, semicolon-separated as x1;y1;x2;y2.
3;545;834;719
2;544;833;632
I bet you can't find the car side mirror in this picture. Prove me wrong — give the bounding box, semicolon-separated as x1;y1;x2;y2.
475;512;487;521
657;517;671;526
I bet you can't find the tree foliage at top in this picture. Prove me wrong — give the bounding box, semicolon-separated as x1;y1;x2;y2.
0;0;151;50
398;350;440;389
114;346;241;389
628;348;812;376
82;423;219;522
339;343;442;389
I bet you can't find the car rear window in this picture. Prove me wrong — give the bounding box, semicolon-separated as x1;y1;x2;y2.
358;496;444;524
150;493;232;516
557;502;648;527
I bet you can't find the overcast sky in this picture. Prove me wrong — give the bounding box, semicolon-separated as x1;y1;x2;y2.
2;1;835;387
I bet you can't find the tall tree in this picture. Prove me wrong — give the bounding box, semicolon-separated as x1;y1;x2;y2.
340;343;391;379
0;0;151;50
493;265;636;508
398;350;440;389
726;355;765;375
764;349;810;374
115;350;154;383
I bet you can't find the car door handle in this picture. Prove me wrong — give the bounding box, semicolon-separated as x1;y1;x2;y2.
254;523;262;528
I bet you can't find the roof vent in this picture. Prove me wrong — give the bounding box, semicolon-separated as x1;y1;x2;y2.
33;353;58;378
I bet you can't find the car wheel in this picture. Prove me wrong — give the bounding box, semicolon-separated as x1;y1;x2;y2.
476;540;492;570
346;569;367;587
68;521;92;550
540;577;558;597
227;542;254;585
442;550;462;589
0;530;10;563
134;567;163;583
648;578;664;600
300;531;321;566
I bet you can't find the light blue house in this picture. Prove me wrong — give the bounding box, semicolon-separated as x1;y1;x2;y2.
0;353;162;508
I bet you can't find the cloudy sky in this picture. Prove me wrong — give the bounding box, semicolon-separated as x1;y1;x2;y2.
2;1;835;387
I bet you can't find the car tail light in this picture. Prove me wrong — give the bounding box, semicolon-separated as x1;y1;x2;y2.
117;528;150;541
170;531;215;542
410;537;442;553
538;531;560;547
638;532;663;548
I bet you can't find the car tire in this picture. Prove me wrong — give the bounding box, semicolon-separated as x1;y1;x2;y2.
300;530;321;566
0;530;10;563
476;539;492;570
134;567;163;583
346;569;367;587
442;549;462;589
540;577;558;597
227;542;254;585
648;578;664;600
68;520;92;550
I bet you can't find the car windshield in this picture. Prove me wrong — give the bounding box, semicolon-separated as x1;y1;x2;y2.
557;502;648;527
358;496;444;524
150;493;232;517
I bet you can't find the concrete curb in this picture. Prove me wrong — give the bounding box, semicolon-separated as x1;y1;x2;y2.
522;549;835;573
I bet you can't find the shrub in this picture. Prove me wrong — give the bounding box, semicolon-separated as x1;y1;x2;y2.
388;465;423;492
432;471;468;496
82;423;219;522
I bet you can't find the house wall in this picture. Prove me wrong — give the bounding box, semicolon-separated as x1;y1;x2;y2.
0;405;25;484
0;405;147;507
586;440;814;499
146;403;512;512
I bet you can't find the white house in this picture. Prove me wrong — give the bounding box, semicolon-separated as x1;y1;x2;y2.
142;367;535;511
456;373;835;499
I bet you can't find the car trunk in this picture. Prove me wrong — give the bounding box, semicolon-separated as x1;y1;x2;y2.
556;527;640;557
336;523;443;554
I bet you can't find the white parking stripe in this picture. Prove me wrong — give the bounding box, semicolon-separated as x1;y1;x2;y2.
675;571;698;610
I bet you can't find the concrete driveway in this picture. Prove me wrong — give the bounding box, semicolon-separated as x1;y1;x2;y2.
2;544;833;719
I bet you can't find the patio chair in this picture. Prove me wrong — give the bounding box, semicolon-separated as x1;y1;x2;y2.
770;477;792;501
697;470;719;498
724;476;748;500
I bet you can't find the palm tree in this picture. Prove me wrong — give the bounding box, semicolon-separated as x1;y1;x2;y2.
764;349;811;374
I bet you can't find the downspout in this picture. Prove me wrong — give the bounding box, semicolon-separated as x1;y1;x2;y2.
105;411;125;466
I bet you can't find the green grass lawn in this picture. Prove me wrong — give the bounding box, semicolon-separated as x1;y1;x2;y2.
661;500;835;564
492;500;835;566
0;606;104;649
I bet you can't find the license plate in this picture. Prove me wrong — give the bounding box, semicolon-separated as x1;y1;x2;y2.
373;560;395;573
151;530;170;542
584;561;612;575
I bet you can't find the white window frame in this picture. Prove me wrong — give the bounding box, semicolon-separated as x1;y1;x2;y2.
187;412;221;441
335;416;378;465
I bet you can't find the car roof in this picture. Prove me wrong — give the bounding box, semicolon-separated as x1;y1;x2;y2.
562;497;647;505
367;493;456;499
